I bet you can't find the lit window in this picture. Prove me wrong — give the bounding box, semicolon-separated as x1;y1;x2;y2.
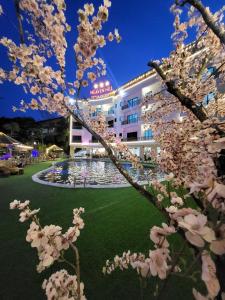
128;97;139;108
144;129;153;139
203;92;215;107
127;113;138;124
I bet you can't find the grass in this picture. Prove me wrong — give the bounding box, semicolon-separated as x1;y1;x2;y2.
0;161;198;300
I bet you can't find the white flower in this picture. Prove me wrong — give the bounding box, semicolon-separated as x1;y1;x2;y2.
178;214;215;247
157;194;164;202
76;69;84;80
84;3;94;16
97;5;108;22
166;205;178;214
10;200;20;209
104;0;111;8
150;223;175;247
19;208;40;222
18;200;30;210
171;196;184;206
201;251;220;298
149;248;170;279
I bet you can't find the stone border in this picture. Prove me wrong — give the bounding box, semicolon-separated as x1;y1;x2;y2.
32;165;150;189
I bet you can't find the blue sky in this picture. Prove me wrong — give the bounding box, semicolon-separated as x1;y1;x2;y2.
0;0;221;120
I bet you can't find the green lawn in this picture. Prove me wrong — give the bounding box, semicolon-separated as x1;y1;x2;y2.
0;162;196;300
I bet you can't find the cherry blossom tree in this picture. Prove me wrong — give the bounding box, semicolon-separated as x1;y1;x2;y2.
1;0;225;299
104;1;225;299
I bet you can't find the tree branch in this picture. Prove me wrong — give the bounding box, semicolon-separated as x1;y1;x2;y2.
14;0;25;44
177;0;225;45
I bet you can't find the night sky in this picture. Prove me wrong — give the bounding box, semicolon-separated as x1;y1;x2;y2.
0;0;221;120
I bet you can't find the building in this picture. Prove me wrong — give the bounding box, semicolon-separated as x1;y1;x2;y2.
69;67;188;159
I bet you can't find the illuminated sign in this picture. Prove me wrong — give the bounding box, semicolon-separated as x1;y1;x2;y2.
90;81;113;99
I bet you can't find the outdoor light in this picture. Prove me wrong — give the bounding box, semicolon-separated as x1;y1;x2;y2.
119;89;126;98
99;82;104;88
94;84;98;89
105;81;110;86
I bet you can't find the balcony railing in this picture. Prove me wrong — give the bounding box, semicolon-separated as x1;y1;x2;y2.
89;139;99;143
87;136;154;144
121;99;141;110
121;104;128;110
122;136;154;142
121;117;141;125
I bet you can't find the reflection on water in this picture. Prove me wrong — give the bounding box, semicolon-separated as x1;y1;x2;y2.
39;160;163;186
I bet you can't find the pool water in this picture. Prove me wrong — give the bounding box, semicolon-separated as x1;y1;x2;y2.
38;159;162;186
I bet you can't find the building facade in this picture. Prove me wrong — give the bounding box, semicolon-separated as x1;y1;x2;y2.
69;69;171;159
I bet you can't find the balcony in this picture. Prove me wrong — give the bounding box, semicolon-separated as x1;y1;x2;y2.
121;117;141;125
121;104;128;110
122;136;153;142
89;138;99;143
121;99;141;110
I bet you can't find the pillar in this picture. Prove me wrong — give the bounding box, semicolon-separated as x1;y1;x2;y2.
140;146;145;160
70;146;75;158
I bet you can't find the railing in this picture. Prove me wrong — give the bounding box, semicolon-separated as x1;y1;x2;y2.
121;117;141;125
122;136;154;142
121;104;128;110
121;99;141;110
89;139;99;143
87;136;154;143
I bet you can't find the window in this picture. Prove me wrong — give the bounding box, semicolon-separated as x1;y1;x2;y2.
207;66;216;75
115;104;117;108
127;113;138;124
91;136;98;143
72;136;82;142
128;97;139;108
203;92;215;107
108;120;114;128
202;67;216;81
119;133;122;137
92;107;101;117
127;132;137;141
108;107;114;115
72;122;82;130
144;129;153;139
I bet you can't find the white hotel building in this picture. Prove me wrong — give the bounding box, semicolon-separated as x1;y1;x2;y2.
69;69;164;159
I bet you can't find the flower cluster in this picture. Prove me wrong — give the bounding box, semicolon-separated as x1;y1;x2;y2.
103;222;176;280
10;200;40;222
74;0;121;86
10;200;86;299
10;200;84;272
19;0;69;68
42;269;86;300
